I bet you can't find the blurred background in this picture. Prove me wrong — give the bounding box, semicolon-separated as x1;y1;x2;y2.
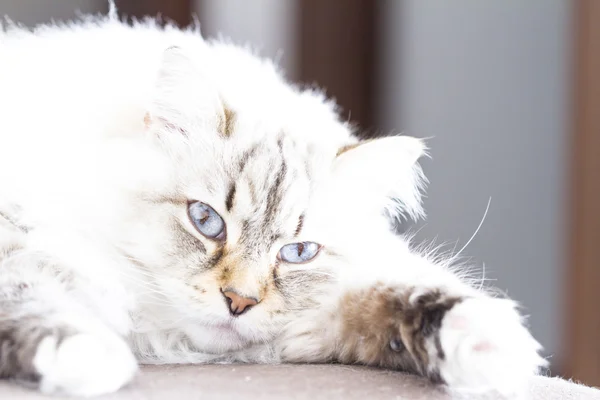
1;0;598;388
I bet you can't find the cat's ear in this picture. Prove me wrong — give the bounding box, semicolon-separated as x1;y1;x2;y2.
331;136;427;221
146;46;232;137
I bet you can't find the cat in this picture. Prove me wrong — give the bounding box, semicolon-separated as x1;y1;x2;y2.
0;8;546;398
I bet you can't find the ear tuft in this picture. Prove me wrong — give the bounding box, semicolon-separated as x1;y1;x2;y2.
333;136;428;222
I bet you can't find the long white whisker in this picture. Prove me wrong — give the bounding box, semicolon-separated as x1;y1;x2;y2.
451;197;492;261
478;262;486;291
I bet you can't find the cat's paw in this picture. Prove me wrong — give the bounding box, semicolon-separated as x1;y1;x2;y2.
33;331;138;397
438;297;547;395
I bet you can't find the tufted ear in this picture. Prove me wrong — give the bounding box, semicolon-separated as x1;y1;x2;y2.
146;46;232;137
331;136;427;222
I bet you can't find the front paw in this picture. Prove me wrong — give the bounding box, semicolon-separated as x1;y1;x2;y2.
437;297;547;395
33;331;138;397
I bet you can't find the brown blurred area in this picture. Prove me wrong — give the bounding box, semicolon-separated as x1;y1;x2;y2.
566;0;600;387
1;0;598;389
115;0;192;27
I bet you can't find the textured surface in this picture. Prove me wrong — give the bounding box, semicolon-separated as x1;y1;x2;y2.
0;364;599;400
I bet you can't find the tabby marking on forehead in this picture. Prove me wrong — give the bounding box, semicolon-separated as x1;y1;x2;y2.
263;158;287;232
218;105;236;137
294;214;305;237
237;144;259;173
225;183;236;212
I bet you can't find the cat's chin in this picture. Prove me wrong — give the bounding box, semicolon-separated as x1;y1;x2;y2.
183;322;252;354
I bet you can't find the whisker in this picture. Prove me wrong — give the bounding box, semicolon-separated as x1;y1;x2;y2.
451;197;491;262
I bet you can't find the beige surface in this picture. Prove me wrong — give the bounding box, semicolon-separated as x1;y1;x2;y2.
1;364;599;400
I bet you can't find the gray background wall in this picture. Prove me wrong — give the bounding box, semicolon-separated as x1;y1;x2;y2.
0;0;106;26
379;1;571;365
195;0;298;79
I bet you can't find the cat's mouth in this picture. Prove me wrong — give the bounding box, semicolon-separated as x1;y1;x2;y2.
211;322;240;333
183;319;252;353
207;321;247;342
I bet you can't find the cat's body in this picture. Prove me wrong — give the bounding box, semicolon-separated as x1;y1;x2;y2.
0;12;545;398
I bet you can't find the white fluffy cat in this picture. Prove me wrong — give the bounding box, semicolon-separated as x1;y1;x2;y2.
0;7;546;398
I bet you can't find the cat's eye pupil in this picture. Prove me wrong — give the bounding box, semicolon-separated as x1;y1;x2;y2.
198;212;209;224
296;243;304;256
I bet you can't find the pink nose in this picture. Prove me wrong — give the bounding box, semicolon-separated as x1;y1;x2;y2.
222;290;258;316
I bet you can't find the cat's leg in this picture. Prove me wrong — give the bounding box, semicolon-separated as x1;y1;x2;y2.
279;252;546;395
332;285;545;394
0;226;137;396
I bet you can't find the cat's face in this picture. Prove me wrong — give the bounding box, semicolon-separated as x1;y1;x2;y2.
121;47;426;354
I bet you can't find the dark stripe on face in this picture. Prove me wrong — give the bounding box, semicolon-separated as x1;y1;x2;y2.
294;214;305;237
206;246;225;269
262;137;288;227
238;144;259;173
222;106;237;137
263;158;287;230
270;233;282;244
225;182;236;212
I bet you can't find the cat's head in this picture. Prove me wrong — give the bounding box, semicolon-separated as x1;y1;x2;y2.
121;46;426;354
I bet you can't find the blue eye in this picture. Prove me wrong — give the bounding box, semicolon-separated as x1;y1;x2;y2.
278;242;321;264
188;202;226;240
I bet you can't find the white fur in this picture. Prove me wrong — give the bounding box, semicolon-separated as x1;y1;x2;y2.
35;332;137;397
439;298;543;396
